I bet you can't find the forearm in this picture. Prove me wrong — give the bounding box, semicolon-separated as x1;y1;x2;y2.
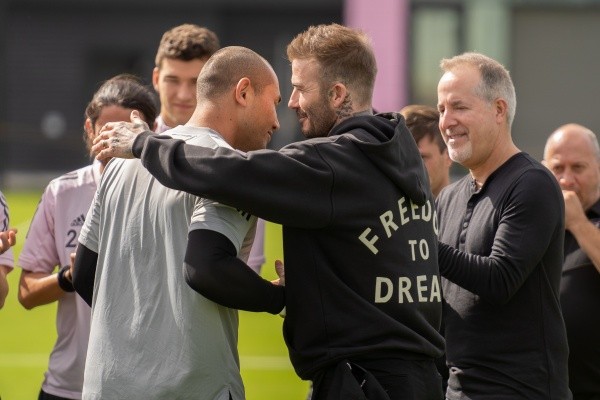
72;244;98;306
133;133;332;227
184;230;285;314
438;242;529;305
18;270;65;309
438;171;564;304
568;220;600;273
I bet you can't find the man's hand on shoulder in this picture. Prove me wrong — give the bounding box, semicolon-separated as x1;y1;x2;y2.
93;110;150;161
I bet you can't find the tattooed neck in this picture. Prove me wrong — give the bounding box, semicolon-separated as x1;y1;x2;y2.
335;93;373;119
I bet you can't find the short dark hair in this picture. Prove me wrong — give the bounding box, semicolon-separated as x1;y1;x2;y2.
155;24;220;68
400;104;446;152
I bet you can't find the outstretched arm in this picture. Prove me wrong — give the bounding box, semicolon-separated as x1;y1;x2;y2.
93;112;334;227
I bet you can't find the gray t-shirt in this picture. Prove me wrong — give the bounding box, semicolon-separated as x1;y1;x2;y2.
79;127;255;400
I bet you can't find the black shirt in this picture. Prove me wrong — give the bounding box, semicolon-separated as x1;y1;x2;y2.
561;199;600;400
437;152;570;399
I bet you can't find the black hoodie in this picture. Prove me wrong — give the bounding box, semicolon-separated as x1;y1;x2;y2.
132;112;444;379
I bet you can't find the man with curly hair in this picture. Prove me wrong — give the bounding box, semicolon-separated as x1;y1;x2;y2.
152;24;219;133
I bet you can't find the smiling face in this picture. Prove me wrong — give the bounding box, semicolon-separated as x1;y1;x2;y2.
437;65;500;171
153;57;207;127
288;58;337;139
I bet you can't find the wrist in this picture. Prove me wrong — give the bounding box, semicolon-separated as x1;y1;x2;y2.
57;265;75;292
132;131;152;158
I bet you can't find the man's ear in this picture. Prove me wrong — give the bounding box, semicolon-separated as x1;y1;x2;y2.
235;77;252;106
152;67;160;92
84;118;94;142
330;83;348;108
494;98;508;124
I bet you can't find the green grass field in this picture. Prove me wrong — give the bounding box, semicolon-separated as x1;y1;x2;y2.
0;190;309;399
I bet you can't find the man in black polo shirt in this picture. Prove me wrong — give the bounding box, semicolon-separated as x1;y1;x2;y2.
544;123;600;400
435;52;570;399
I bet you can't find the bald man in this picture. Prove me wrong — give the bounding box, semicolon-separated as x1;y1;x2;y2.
544;123;600;400
72;46;282;399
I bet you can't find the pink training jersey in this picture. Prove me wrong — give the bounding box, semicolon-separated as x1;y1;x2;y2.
19;163;100;399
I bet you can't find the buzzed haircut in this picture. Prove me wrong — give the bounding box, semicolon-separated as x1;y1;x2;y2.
196;46;273;99
286;23;377;105
155;24;220;68
400;104;446;153
440;52;516;127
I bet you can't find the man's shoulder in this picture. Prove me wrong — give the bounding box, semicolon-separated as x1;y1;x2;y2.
168;126;232;150
46;164;99;197
495;152;556;188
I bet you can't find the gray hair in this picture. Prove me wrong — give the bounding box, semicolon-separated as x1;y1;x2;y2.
441;52;516;127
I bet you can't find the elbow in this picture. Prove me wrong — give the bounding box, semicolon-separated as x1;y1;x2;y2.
184;263;208;296
18;291;35;310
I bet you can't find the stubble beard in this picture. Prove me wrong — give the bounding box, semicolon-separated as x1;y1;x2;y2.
301;105;337;139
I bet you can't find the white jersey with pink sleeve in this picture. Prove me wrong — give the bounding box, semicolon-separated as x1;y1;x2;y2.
0;190;14;268
18;163;101;399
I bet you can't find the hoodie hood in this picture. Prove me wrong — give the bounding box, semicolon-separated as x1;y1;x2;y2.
328;112;431;205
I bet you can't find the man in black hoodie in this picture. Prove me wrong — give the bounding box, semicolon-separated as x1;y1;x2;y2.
93;23;444;400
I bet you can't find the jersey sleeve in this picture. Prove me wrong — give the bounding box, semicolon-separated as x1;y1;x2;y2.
188;196;255;256
18;185;61;273
78;178;103;253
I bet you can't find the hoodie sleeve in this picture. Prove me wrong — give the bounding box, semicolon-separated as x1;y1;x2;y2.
133;132;334;228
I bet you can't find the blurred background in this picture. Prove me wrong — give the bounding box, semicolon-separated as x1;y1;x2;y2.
1;0;600;188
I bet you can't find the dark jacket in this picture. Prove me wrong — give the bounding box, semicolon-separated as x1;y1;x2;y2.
133;113;444;379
